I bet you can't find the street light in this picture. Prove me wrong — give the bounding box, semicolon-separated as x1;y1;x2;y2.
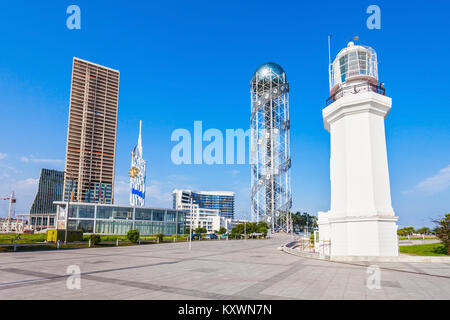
63;169;75;245
244;213;247;241
189;198;193;250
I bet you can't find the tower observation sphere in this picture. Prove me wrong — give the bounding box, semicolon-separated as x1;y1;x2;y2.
250;62;292;233
253;62;286;83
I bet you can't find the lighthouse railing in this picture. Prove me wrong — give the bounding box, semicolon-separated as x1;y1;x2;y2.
326;82;385;106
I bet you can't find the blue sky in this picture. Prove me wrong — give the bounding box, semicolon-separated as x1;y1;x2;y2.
0;0;448;228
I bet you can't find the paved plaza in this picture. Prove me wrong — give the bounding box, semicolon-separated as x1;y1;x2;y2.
0;236;449;300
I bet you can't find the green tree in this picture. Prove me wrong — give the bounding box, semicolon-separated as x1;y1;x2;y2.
433;213;450;254
126;229;140;243
194;227;207;234
416;227;431;235
218;227;227;234
230;221;268;238
256;221;268;236
398;226;415;237
291;212;317;232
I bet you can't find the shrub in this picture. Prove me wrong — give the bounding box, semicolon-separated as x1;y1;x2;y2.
127;229;140;243
89;234;101;246
154;233;164;242
433;213;450;255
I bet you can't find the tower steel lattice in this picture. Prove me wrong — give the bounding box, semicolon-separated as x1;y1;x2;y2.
250;63;292;233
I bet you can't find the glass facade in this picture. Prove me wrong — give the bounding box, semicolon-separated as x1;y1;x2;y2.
56;202;186;236
30;169;64;214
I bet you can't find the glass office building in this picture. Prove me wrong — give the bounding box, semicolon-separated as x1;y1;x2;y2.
29;169;64;231
55;202;186;235
30;169;64;214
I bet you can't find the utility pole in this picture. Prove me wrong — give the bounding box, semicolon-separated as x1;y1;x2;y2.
64;169;75;245
244;212;247;240
290;212;294;239
189;198;193;250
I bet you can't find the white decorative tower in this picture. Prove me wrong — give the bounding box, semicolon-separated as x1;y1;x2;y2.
129;121;146;207
318;41;399;257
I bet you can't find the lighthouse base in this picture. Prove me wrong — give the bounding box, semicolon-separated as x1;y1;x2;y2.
318;211;399;257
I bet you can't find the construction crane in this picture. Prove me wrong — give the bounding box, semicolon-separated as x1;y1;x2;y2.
1;191;16;232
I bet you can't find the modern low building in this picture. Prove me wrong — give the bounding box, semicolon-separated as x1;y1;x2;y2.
172;189;235;219
178;202;229;234
29;168;64;231
0;218;26;233
55;202;185;236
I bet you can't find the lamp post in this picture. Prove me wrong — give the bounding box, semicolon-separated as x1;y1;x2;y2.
189;198;193;250
244;214;246;241
290;211;294;239
64;169;75;245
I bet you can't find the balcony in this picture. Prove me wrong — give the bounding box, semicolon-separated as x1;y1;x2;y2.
326;82;385;107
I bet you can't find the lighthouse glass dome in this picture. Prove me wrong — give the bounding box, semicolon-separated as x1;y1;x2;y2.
329;42;378;92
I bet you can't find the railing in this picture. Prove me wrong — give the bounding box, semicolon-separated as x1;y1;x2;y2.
326;82;385;106
0;234;248;252
283;238;331;257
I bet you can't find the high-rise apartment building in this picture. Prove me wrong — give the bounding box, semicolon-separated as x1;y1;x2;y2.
63;57;120;204
172;189;235;219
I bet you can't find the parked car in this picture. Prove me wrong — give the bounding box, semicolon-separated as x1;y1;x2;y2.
204;234;218;240
191;233;202;240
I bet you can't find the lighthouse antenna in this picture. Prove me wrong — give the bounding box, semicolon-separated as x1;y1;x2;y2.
328;35;333;90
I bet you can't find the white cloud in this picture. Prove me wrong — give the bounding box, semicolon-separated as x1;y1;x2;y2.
403;164;450;195
0;163;21;174
114;178;173;208
0;153;7;160
20;156;64;166
145;181;173;207
227;169;240;178
167;174;192;182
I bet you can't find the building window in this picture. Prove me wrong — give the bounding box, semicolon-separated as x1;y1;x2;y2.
69;204;95;219
135;208;152;220
153;210;165;221
68;219;94;233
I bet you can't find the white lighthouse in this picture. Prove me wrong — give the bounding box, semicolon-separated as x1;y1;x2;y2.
318;41;399;257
